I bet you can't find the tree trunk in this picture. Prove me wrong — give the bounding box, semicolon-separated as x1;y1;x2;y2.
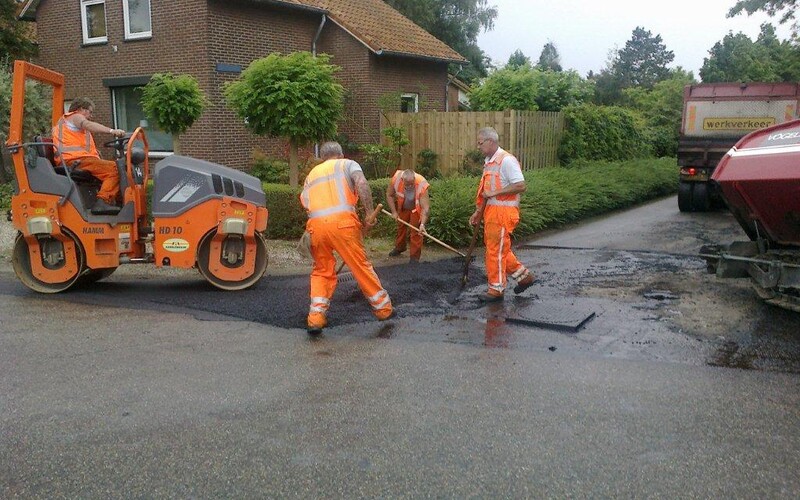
172;135;181;156
289;143;299;188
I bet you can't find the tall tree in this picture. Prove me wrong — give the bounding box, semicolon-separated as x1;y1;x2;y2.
536;41;562;72
614;27;674;89
1;0;37;63
506;49;530;69
592;28;674;105
728;1;798;34
385;0;497;83
700;24;800;81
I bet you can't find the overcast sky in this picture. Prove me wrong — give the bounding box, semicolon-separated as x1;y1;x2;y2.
476;0;794;77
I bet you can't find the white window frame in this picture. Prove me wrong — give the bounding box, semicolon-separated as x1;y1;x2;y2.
401;93;419;113
123;0;153;40
81;0;108;45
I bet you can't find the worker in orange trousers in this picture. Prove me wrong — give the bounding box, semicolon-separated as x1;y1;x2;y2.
300;141;394;335
386;169;430;263
469;127;535;302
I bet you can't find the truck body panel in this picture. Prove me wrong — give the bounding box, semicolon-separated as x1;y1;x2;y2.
677;82;800;212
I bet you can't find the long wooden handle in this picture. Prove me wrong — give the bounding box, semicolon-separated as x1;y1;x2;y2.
461;200;486;285
365;203;383;225
381;209;465;257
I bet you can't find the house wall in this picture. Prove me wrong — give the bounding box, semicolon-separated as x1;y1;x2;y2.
33;0;210;157
317;23;449;149
32;0;452;174
207;1;321;168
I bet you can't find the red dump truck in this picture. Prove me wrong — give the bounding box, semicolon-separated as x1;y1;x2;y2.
701;118;800;312
678;82;800;212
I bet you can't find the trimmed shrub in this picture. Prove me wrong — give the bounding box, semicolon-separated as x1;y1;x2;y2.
415;148;439;179
250;152;289;184
558;104;652;165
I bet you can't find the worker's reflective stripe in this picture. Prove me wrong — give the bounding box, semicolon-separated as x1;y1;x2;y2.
511;267;528;280
478;150;520;209
486;198;519;207
309;296;331;313
56;119;91;153
370;290;391;310
489;226;506;292
392;172;429;212
302;160;358;219
308;204;356;218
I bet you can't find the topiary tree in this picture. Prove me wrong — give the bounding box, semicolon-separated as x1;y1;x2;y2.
224;52;344;188
141;73;206;155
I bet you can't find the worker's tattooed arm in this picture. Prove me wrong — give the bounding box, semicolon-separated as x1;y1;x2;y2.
352;171;375;221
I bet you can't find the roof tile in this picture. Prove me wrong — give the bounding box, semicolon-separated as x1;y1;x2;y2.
287;0;466;62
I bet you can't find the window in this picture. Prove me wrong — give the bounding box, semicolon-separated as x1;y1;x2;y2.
112;86;172;155
400;93;419;113
123;0;152;40
81;0;107;45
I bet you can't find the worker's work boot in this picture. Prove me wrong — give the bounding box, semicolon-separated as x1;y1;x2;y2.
388;248;404;257
307;312;327;336
513;271;536;294
375;308;395;321
479;290;504;303
91;198;120;215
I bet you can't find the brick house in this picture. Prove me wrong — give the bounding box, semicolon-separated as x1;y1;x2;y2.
18;0;466;171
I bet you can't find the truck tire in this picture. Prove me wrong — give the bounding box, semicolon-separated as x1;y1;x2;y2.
691;182;711;212
678;181;693;212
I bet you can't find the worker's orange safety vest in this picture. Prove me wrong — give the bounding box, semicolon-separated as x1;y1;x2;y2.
300;159;359;219
391;170;429;213
52;111;99;164
475;150;521;209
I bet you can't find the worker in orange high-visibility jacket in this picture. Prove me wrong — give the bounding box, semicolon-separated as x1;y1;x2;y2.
469;127;535;302
52;97;126;215
386;169;430;263
300;141;394;335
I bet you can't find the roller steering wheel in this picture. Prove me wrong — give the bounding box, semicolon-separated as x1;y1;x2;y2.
103;135;130;149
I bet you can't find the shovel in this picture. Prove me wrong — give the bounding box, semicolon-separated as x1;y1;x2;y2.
460;200;485;288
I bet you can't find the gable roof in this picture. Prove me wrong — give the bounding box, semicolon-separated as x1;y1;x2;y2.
19;0;466;64
286;0;466;63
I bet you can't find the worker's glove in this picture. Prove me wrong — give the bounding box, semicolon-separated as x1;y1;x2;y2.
419;223;426;234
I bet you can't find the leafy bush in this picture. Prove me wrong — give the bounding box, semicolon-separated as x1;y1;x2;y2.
359;143;397;179
459;149;484;177
558;104;652;165
250;151;289;184
415;148;439;179
0;181;13;210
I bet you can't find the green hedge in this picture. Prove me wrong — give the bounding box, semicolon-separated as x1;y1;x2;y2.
263;157;678;244
559;104;652;165
1;158;678;246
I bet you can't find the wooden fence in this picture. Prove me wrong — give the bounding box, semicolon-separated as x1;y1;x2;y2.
380;110;565;174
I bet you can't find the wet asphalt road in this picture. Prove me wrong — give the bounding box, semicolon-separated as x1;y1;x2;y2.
2;195;800;497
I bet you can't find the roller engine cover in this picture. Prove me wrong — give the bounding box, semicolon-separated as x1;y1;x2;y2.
152;155;266;217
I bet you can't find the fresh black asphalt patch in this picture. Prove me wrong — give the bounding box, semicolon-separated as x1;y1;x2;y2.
0;257;490;329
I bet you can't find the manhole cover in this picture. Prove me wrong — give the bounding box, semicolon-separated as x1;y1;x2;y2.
505;302;596;332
